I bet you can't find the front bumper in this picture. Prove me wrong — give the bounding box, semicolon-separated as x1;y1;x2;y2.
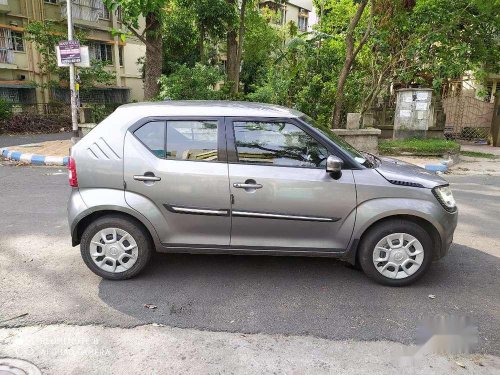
435;208;458;260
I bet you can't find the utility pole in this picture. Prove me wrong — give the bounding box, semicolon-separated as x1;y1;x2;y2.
66;0;79;143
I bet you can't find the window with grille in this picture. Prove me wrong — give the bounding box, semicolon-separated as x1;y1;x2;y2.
11;31;24;52
119;46;124;66
89;42;113;63
0;28;15;64
98;1;110;19
298;14;308;31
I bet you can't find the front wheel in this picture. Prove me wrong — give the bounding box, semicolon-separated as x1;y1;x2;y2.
358;219;434;286
80;215;152;280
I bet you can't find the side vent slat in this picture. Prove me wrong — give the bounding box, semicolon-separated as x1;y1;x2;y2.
85;138;121;160
388;179;424;188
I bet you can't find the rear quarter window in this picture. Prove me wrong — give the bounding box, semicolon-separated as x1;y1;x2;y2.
134;121;166;158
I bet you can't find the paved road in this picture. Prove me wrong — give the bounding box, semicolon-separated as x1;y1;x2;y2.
0;132;71;148
0;163;499;355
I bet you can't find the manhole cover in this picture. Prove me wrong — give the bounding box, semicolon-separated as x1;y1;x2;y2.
0;359;41;375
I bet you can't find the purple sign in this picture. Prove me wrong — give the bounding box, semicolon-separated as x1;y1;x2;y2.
59;40;81;64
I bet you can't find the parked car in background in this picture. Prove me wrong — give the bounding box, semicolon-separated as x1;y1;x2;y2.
67;101;457;286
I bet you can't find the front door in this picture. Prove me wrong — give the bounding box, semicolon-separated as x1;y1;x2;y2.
227;119;357;251
123;118;231;246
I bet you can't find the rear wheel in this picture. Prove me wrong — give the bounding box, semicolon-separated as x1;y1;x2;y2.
358;219;434;286
80;215;152;280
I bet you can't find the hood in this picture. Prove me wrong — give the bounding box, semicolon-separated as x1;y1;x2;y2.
375;157;448;189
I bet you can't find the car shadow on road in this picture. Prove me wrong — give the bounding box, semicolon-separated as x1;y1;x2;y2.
98;243;500;355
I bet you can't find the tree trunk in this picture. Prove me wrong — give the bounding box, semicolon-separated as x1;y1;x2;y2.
199;22;206;64
332;59;352;128
144;12;162;100
330;0;374;128
226;0;247;95
226;28;239;94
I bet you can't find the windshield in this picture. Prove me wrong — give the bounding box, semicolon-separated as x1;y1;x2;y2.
300;115;373;167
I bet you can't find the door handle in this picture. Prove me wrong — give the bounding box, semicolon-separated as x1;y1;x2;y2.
133;175;161;182
233;183;263;189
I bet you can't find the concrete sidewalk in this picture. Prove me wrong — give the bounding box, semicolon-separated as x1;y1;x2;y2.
0;139;71;166
0;324;498;375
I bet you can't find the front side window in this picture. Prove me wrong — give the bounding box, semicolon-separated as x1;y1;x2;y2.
166;121;218;161
233;121;328;168
134;121;166;158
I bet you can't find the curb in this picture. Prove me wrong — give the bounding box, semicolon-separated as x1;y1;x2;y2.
1;147;69;166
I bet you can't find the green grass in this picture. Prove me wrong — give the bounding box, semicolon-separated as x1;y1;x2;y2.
379;138;461;156
460;150;497;159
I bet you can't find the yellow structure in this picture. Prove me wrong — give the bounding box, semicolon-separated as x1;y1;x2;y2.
0;0;145;105
259;1;313;32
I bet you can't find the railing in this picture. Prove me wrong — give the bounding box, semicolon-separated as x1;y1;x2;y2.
0;49;14;64
60;0;107;22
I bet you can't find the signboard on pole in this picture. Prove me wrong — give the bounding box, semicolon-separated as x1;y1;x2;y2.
58;40;81;64
57;45;90;67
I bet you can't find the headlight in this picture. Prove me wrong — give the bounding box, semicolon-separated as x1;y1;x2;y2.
432;185;457;212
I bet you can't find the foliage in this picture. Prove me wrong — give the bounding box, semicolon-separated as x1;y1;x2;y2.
378;138;461;156
0;98;13;122
24;21;115;90
157;63;224;100
460;150;497;159
0;112;71;134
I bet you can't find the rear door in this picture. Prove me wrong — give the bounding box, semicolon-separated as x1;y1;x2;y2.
227;118;357;251
123;117;231;246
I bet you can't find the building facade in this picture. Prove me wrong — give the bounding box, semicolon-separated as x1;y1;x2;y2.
259;1;314;33
0;0;145;106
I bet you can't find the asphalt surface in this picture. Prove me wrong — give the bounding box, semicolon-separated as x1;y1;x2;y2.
0;132;72;148
0;162;499;355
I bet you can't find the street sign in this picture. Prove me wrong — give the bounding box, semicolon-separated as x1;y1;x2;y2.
58;40;81;64
56;46;90;67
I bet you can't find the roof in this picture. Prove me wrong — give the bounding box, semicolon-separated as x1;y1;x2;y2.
118;101;305;119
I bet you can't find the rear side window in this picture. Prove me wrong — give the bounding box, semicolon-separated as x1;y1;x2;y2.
134;121;166;158
166;120;218;161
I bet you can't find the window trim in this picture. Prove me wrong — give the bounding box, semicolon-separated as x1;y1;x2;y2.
225;116;351;170
129;116;227;163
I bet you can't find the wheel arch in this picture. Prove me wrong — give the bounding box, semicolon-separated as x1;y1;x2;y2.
343;213;442;265
71;208;160;249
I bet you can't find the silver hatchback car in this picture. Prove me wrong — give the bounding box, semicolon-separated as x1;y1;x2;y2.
67;101;457;286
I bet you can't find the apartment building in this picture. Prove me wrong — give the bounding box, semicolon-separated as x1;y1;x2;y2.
0;0;145;105
260;0;313;32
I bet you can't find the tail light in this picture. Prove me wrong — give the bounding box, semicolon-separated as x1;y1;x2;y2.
68;157;78;187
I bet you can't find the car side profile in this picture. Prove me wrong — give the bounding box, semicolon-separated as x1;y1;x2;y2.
67;101;458;286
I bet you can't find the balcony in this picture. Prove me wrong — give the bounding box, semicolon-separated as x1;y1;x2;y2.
60;0;105;23
0;49;14;64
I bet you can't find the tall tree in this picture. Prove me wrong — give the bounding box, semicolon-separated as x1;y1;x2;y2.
330;0;374;128
226;0;249;95
105;0;170;99
178;0;232;64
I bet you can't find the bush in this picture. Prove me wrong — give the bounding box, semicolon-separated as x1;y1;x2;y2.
1;112;71;134
0;98;13;122
379;138;461;156
158;63;224;100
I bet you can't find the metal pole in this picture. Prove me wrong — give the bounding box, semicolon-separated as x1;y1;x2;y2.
66;0;79;142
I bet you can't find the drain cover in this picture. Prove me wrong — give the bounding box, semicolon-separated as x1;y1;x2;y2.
0;359;41;375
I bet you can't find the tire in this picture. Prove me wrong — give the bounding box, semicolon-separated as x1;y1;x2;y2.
80;214;153;280
358;219;434;286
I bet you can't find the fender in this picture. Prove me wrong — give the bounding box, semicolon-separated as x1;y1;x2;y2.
341;197;447;263
70;188;162;248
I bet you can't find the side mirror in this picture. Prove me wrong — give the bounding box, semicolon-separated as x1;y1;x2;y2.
326;155;343;177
